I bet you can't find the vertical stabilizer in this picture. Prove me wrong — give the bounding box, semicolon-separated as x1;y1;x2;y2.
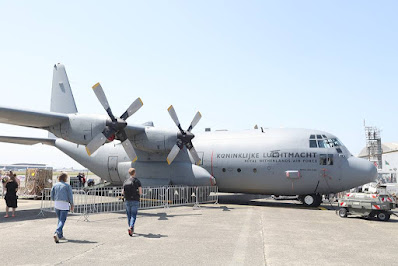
50;63;78;114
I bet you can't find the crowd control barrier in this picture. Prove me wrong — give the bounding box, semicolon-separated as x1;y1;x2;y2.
39;185;218;221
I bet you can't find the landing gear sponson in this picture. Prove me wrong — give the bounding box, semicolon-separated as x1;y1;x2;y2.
298;194;322;207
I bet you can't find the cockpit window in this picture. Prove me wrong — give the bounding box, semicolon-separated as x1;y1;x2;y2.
309;135;344;149
309;140;317;148
325;138;343;148
318;140;326;148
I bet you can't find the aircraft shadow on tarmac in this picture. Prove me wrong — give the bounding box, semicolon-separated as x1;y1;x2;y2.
216;193;337;211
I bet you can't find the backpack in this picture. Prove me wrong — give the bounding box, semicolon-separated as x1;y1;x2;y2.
124;178;140;201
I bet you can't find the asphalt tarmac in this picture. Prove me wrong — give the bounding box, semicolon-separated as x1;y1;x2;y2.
0;194;397;265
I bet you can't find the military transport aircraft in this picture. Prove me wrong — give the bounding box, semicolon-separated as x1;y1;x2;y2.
0;64;377;207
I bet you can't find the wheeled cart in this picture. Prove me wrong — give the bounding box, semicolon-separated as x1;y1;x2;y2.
338;193;396;221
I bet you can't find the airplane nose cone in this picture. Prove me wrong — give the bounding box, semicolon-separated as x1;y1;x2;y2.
347;157;377;186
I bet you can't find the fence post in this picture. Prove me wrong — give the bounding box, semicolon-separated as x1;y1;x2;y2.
193;186;200;209
165;187;169;209
37;189;45;217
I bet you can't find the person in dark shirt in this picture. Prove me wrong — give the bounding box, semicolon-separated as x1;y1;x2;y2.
4;173;18;218
77;173;83;188
122;168;142;236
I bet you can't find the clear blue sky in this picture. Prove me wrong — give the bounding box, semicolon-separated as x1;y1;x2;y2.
0;1;397;169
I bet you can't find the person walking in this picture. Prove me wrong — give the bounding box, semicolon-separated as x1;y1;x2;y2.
50;172;74;243
4;173;18;218
122;168;142;237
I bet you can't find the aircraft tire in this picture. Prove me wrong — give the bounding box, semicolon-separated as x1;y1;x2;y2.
377;211;390;222
338;207;348;218
301;194;321;207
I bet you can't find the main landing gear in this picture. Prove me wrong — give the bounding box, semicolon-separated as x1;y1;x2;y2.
298;194;322;207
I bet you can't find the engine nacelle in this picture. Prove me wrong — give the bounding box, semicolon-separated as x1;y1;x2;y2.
49;114;107;145
132;127;177;153
118;161;216;186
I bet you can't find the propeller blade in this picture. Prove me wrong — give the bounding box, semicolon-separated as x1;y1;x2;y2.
166;144;181;165
121;139;138;162
187;111;202;132
86;132;107;156
120;97;144;120
167;105;183;132
188;146;201;165
92;82;116;121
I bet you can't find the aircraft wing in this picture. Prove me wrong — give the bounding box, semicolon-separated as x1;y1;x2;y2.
0;106;69;128
0;135;56;146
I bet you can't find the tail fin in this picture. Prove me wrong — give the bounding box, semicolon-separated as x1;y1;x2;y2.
50;63;78;114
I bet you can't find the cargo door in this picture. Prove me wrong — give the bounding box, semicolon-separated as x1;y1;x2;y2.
108;156;121;184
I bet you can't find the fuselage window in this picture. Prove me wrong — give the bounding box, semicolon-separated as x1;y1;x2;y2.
310;140;317;148
253;168;257;173
336;147;342;153
237;168;242;173
222;168;226;172
322;135;327;138
320;154;327;165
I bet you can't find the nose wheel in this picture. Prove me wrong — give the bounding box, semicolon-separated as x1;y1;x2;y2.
299;193;322;207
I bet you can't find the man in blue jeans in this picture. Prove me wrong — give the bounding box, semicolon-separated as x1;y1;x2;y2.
51;172;74;243
122;168;142;237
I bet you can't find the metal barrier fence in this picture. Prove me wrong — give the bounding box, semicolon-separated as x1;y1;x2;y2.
39;186;218;220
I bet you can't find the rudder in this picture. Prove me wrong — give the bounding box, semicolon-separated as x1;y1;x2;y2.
50;63;78;114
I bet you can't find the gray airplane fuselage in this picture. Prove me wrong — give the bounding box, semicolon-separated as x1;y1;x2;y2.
54;126;376;196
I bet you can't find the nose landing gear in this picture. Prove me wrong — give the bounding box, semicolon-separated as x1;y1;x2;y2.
298;193;322;207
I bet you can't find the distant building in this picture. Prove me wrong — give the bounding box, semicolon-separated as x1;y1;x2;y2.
358;142;398;183
0;163;51;171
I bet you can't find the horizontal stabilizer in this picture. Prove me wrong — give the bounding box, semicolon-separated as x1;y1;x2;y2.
0;135;56;146
0;106;68;128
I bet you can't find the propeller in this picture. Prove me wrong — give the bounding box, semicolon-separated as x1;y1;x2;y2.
85;82;143;162
166;105;202;165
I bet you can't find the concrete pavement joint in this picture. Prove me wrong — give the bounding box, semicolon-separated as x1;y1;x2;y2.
259;212;268;266
55;242;105;265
